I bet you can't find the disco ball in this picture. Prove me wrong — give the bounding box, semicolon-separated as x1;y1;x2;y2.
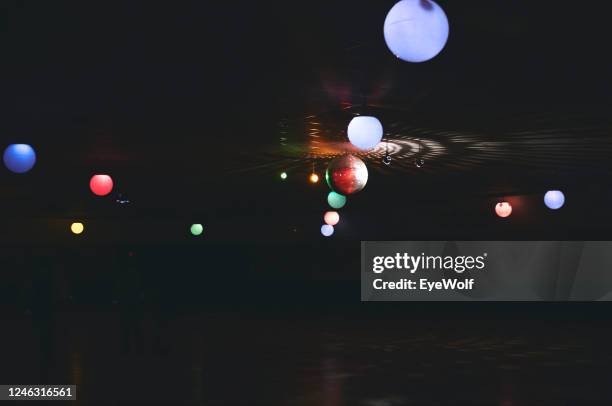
325;155;368;195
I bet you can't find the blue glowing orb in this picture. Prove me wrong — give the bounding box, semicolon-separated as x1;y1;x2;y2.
347;116;383;150
384;0;449;63
321;224;334;237
3;144;37;173
544;190;565;210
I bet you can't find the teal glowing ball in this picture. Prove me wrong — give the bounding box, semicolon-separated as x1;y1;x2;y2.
3;144;36;173
327;191;347;209
347;116;383;150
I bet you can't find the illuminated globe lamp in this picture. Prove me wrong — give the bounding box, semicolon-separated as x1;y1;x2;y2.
495;202;512;218
70;222;84;235
326;155;368;195
327;191;346;209
321;224;334;237
90;174;114;196
190;224;204;236
384;0;449;63
309;173;320;183
324;211;340;226
544;190;565;210
3;144;36;173
280;172;288;180
347;116;383;150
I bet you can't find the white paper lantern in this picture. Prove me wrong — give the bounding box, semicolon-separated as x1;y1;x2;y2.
384;0;449;63
544;190;565;210
321;224;334;237
347;116;383;150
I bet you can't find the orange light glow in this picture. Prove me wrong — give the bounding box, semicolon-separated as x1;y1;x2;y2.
309;173;320;183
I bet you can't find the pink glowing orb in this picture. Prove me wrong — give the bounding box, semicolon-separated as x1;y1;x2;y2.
324;211;340;226
90;174;114;196
495;202;512;218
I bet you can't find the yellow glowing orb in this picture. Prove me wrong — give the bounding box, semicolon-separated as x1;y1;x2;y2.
70;222;84;235
309;173;320;183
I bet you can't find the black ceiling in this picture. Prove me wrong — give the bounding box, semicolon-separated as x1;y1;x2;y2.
1;0;611;243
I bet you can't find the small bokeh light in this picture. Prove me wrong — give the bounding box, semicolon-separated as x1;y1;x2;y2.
70;222;84;235
190;223;204;236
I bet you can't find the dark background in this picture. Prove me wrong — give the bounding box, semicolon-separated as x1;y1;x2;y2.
1;1;612;404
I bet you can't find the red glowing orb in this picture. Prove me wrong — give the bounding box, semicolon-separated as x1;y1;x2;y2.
325;155;368;195
495;201;512;218
90;174;114;196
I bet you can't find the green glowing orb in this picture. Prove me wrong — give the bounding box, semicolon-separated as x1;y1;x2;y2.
327;191;346;209
190;224;204;236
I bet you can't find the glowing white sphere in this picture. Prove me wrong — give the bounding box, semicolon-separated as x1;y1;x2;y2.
383;0;449;63
321;224;334;237
544;190;565;210
347;116;383;150
324;211;340;226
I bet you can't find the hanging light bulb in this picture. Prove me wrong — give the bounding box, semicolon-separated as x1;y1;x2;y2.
280;172;288;180
382;140;392;165
309;173;319;183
